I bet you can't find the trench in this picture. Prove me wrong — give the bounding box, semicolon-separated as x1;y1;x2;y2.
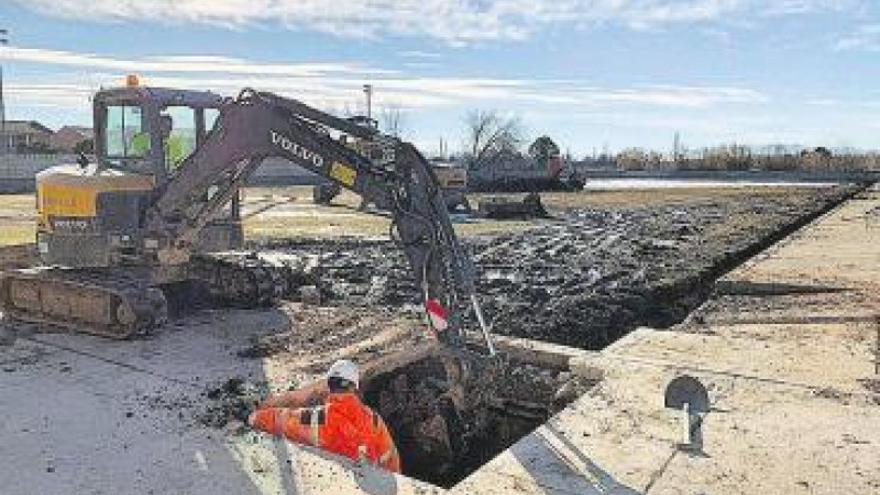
359;348;590;488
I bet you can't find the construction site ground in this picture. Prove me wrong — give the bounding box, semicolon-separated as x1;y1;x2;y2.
0;184;841;246
0;183;877;494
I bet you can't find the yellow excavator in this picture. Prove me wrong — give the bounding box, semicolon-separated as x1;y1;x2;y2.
0;78;494;357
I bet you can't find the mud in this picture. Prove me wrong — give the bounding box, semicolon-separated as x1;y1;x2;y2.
198;377;271;431
195;304;426;431
251;186;857;349
234;304;423;370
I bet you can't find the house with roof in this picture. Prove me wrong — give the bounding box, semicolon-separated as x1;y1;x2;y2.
1;120;54;152
51;125;94;152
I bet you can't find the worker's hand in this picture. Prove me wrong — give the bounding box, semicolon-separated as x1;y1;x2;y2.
247;411;257;427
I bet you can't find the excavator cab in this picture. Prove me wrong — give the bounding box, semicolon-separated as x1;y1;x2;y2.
36;81;243;267
93;83;223;179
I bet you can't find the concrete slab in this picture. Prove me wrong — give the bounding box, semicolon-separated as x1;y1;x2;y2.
0;304;437;495
613;322;876;393
719;187;880;300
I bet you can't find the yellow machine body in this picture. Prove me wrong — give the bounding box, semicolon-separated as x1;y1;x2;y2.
35;165;155;267
36;165;154;228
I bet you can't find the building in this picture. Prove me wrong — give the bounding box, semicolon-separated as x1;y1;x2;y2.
1;120;53;152
51;125;94;152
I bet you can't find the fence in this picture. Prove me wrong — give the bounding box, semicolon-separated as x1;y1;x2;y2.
0;154;320;193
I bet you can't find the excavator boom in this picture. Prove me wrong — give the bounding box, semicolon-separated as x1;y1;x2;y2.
144;89;485;348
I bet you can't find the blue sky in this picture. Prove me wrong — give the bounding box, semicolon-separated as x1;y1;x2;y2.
1;0;879;156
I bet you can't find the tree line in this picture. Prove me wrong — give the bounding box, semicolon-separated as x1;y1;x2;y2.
607;144;879;172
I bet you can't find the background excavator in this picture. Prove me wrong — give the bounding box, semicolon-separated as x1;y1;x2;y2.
0;78;494;359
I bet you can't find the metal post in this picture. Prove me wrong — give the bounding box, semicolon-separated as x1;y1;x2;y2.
875;315;879;376
470;293;496;356
0;65;4;152
0;29;7;154
681;402;691;446
363;84;372;120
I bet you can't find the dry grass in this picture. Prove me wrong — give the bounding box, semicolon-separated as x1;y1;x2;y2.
0;185;820;247
241;186;535;240
0;194;36;246
0;223;34;246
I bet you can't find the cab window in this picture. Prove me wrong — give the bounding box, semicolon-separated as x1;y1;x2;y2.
161;106;197;169
105;105;148;158
204;108;220;133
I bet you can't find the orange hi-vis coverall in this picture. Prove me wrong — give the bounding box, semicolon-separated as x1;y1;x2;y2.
250;392;402;473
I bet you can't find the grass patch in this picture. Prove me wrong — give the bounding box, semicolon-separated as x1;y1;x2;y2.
0;223;34;246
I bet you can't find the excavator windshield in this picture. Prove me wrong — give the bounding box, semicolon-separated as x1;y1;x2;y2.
104;103;149;159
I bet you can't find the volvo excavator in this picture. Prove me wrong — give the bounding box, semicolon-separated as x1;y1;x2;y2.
0;80;494;358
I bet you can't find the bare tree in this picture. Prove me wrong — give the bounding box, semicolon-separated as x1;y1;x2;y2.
380;105;405;137
464;109;524;168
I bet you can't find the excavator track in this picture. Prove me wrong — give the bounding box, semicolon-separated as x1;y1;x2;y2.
0;255;298;339
0;267;168;339
188;253;291;308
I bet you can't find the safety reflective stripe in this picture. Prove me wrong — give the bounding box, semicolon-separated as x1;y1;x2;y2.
310;406;322;447
274;409;292;436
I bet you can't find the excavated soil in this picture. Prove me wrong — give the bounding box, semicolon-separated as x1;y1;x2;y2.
360;351;594;487
250;186;857;349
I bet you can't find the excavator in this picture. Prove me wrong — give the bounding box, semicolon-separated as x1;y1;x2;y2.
0;78;494;359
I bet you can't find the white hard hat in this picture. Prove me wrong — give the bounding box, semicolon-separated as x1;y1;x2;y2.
327;359;359;388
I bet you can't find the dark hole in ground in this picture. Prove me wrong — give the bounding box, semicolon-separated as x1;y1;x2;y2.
360;351;592;488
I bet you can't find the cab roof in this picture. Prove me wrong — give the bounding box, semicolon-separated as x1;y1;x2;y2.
94;86;225;109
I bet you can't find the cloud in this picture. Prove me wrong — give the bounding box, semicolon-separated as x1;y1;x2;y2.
398;51;443;59
12;0;858;44
1;46;394;77
0;46;768;112
835;24;880;51
805;98;840;106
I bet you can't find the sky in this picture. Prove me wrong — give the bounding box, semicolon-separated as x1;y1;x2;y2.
1;0;879;157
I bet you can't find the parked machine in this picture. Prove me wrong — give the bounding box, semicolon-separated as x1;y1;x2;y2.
0;81;492;359
429;160;470;211
467;136;585;193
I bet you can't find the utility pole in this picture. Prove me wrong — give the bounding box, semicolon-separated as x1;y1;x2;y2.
673;131;681;168
363;84;373;121
0;29;8;154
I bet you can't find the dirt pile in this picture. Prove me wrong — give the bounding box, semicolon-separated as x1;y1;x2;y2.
198;377;270;430
252;187;855;349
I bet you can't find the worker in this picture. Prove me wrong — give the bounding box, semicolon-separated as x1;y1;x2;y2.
248;359;401;473
129;130;150;157
158;114;188;168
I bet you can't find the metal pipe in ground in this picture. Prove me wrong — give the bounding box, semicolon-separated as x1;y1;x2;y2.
875;315;879;376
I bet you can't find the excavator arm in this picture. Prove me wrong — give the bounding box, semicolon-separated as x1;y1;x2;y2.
144;89;493;352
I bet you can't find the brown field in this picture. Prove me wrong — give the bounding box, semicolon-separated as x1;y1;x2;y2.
0;184;826;246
